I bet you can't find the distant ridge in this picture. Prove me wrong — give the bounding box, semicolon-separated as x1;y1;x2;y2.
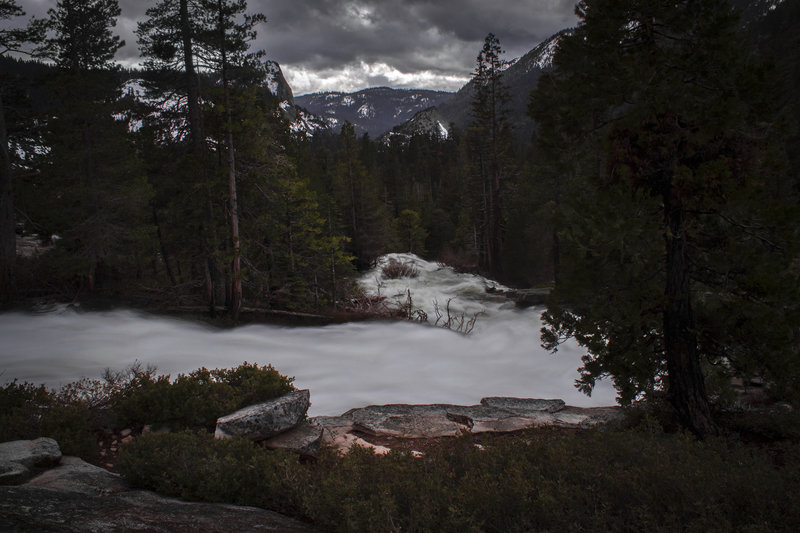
294;87;453;138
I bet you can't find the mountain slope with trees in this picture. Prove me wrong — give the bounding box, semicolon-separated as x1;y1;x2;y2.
295;87;453;138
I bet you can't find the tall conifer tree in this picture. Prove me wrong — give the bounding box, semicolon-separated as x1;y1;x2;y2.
26;0;152;292
532;0;799;435
0;1;45;303
470;33;512;277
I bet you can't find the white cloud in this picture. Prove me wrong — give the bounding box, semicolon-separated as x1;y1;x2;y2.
285;61;470;95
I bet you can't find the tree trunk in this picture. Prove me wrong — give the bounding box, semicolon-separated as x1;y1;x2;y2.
490;142;502;279
218;0;242;321
0;92;15;304
180;0;218;315
179;0;202;154
663;196;716;437
152;205;177;286
224;102;241;319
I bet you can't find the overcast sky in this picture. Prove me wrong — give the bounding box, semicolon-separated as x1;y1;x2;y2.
18;0;578;95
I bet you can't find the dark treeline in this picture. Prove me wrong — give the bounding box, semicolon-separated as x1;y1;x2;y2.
0;6;554;317
2;0;799;435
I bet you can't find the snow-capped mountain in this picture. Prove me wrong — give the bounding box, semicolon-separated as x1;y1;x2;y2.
260;60;333;137
294;87;453;138
380;107;451;145
263;60;294;106
430;30;567;142
84;0;800;144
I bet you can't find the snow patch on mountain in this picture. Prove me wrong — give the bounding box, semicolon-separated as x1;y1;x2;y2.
358;103;375;118
117;78;187;141
438;121;449;139
295;87;453;138
530;35;560;70
264;60;282;96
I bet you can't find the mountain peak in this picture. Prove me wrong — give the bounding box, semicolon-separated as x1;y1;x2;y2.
295;87;453;138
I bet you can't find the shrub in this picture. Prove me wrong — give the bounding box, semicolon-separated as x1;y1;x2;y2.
381;258;419;279
117;430;308;516
0;362;295;458
110;362;295;430
117;427;800;532
0;380;97;459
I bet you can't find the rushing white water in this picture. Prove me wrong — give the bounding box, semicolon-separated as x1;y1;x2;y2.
0;254;617;416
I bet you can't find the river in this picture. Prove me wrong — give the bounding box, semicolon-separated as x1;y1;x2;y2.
0;253;617;416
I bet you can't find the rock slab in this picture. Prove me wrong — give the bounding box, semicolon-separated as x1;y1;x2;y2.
0;446;318;532
215;389;310;441
263;423;324;457
315;397;623;451
0;437;62;485
25;456;128;496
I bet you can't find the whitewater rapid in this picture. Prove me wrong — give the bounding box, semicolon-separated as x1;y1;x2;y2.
0;254;617;416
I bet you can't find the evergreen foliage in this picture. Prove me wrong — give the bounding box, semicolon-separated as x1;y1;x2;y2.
469;33;514;278
43;0;124;72
530;0;800;435
0;1;46;304
117;422;800;532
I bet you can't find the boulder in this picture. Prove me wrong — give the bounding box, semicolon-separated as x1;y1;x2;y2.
510;288;551;308
215;389;310;441
0;437;62;485
487;287;551;308
264;423;324;457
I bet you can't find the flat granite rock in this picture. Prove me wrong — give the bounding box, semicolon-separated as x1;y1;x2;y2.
25;456;128;496
0;485;318;533
316;397;624;445
0;444;318;533
480;397;566;413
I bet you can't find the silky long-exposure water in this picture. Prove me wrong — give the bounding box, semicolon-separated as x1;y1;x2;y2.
0;254;617;416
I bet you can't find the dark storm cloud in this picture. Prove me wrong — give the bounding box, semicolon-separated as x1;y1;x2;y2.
18;0;578;94
253;0;578;93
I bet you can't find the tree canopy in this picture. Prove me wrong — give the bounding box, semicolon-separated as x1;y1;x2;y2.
530;0;800;435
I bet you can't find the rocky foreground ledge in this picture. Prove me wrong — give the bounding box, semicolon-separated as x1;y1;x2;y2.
1;397;622;531
314;397;623;454
0;438;317;532
212;392;623;456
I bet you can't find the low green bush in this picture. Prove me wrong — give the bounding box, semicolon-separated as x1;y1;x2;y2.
117;430;308;516
109;362;296;430
0;380;97;459
0;362;295;458
116;427;800;532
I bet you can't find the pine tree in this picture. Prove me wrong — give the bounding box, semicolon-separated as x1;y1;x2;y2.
204;0;264;319
470;33;512;278
23;0;153;292
0;1;46;303
138;0;264;318
44;0;123;72
138;0;219;313
393;209;427;255
532;0;799;435
334;122;392;267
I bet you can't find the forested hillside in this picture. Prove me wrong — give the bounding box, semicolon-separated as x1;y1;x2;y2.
1;0;798;433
